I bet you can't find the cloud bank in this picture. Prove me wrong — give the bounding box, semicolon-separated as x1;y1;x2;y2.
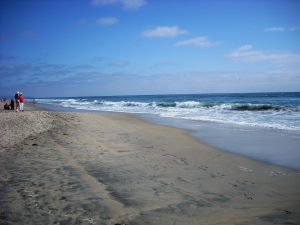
96;17;118;26
264;26;299;32
141;26;187;38
228;45;300;63
174;36;222;48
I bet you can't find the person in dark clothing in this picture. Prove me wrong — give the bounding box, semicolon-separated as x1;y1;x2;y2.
15;91;20;112
9;99;15;110
4;102;9;110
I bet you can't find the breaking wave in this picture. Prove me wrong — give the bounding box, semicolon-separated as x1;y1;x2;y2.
35;94;300;131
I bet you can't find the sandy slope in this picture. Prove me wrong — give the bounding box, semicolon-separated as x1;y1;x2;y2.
0;106;299;224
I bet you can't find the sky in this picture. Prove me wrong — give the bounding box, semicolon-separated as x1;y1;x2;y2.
0;0;300;97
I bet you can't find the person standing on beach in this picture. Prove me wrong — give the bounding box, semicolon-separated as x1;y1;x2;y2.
15;91;20;112
9;99;14;110
19;93;24;112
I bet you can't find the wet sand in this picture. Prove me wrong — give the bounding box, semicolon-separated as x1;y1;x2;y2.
0;102;300;225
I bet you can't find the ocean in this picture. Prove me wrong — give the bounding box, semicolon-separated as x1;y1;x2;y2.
35;92;300;131
34;92;300;170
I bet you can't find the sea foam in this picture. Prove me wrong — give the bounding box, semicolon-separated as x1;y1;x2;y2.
35;93;300;131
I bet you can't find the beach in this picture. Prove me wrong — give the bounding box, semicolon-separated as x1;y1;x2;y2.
0;102;300;225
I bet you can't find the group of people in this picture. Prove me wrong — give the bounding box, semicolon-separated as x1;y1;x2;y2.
3;91;25;112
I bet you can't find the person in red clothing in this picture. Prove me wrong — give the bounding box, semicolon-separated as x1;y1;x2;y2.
19;92;24;112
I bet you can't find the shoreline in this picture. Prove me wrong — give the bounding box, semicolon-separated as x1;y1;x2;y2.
138;113;300;172
1;103;300;224
26;101;300;171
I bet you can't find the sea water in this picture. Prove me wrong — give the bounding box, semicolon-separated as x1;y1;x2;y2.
34;92;300;170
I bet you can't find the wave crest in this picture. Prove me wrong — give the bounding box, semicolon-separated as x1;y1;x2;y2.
232;104;282;111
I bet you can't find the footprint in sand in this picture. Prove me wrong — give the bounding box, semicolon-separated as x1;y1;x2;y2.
163;153;176;158
244;193;253;200
269;171;287;176
283;210;292;215
82;218;96;225
177;176;190;183
210;172;225;178
239;166;254;172
198;165;209;171
230;183;238;188
176;158;188;165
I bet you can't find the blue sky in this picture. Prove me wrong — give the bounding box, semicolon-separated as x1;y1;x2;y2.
0;0;300;97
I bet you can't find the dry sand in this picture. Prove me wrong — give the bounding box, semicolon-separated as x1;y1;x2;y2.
0;102;300;225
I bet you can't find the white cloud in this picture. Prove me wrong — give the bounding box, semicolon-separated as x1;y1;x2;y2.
141;26;187;38
122;0;146;10
264;27;285;32
96;17;118;26
174;36;222;48
264;26;299;32
228;45;300;63
237;44;253;51
91;0;146;10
